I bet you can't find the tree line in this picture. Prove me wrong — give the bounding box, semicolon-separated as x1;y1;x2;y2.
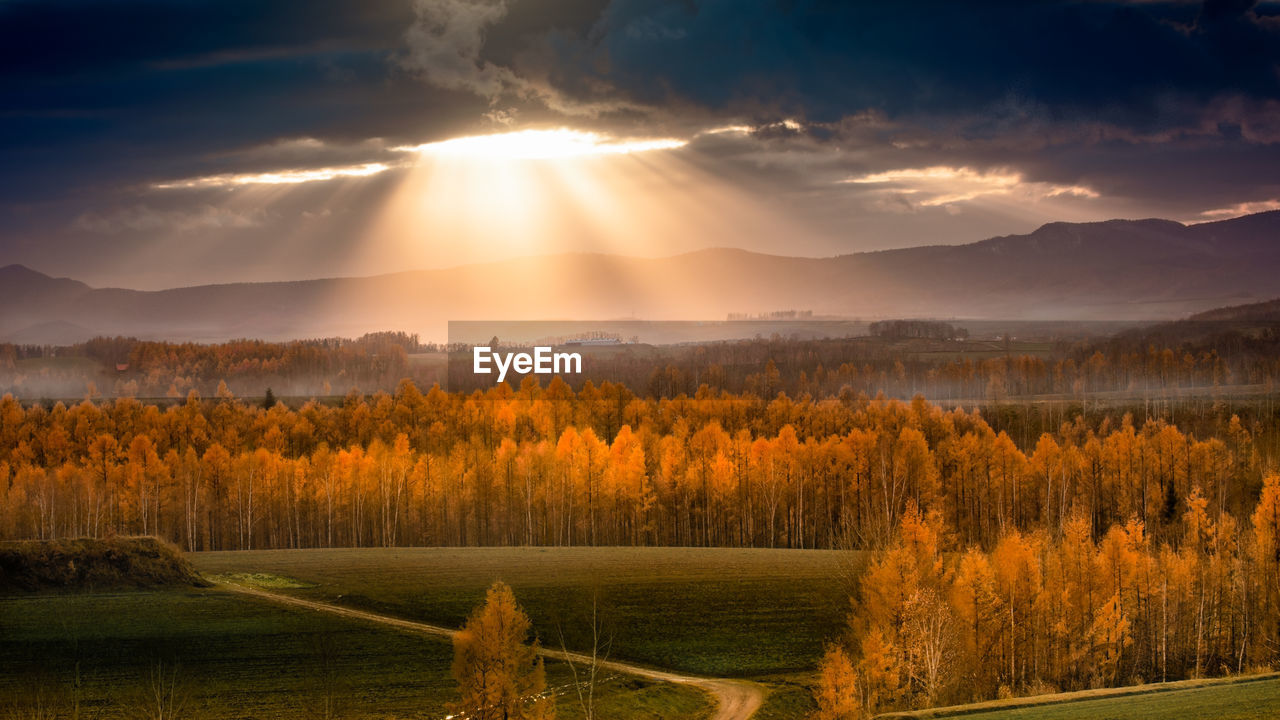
869;319;966;340
0;332;440;399
0;379;1271;553
5;328;1280;404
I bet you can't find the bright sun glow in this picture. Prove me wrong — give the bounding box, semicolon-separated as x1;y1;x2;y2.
397;128;687;160
153;162;391;189
354;124;817;292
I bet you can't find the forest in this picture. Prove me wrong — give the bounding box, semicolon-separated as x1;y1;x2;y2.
0;378;1272;553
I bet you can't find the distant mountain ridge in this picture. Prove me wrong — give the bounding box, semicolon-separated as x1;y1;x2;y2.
1190;297;1280;323
2;210;1279;344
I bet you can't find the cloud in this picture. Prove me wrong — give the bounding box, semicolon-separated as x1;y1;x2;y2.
528;1;1280;137
152;162;394;189
73;205;267;234
1195;199;1280;220
211;136;398;166
398;0;645;118
5;0;1280;286
841;166;1098;208
400;0;519;100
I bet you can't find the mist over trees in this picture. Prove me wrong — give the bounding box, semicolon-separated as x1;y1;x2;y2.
6;311;1280;404
0;332;438;400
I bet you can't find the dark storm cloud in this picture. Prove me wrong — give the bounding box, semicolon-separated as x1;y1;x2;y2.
0;0;490;203
2;0;1280;287
534;0;1280;129
5;0;1278;194
495;0;1280;218
0;0;402;75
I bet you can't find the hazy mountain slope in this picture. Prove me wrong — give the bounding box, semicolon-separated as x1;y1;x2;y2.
1085;292;1280;358
1189;297;1280;323
2;211;1278;343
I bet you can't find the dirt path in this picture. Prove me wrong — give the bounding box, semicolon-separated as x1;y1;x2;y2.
213;581;764;720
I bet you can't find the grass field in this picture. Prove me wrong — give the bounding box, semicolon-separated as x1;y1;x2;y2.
884;674;1280;720
191;547;859;678
0;587;711;719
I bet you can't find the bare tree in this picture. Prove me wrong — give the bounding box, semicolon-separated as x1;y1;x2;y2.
303;630;348;720
131;660;190;720
557;593;612;720
901;589;957;706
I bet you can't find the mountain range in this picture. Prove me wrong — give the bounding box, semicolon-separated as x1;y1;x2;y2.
2;211;1278;344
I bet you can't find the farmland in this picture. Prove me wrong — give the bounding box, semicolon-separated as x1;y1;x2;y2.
0;585;712;719
0;546;857;719
191;546;858;678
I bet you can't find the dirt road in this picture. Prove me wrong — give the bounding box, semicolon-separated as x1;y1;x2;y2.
214;581;764;720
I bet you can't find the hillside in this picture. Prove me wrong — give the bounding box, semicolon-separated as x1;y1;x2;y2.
1087;293;1280;355
2;211;1279;343
0;536;207;593
1190;297;1280;323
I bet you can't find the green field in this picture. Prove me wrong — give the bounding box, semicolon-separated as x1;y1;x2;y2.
191;547;858;678
0;546;857;719
0;587;710;719
886;674;1280;720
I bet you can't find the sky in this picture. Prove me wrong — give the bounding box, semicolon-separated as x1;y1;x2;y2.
2;0;1279;289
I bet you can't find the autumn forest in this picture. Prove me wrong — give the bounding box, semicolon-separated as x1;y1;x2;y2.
3;355;1280;714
